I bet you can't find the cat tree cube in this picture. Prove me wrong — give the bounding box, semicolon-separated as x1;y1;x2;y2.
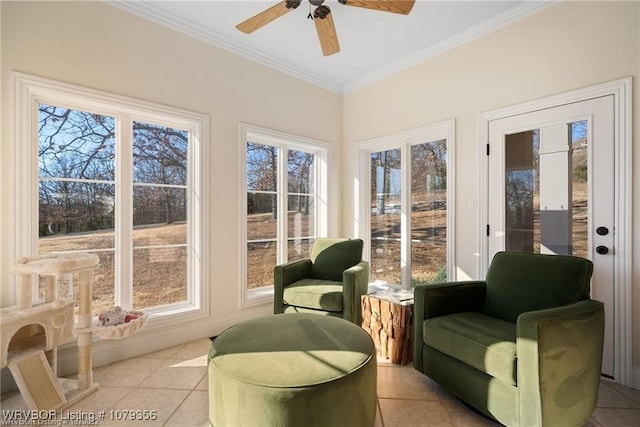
1;253;100;410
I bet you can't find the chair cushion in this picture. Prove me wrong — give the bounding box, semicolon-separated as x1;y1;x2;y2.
484;251;593;323
310;239;363;281
283;278;343;312
423;312;517;385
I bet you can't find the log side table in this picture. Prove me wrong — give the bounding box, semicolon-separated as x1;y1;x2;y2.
361;290;414;365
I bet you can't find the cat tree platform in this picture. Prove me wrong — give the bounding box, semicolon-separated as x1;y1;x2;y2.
1;253;100;411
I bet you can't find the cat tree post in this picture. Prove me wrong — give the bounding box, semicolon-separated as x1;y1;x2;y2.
76;269;93;390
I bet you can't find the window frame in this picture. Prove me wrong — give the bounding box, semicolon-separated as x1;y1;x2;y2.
12;72;210;326
239;123;330;307
355;120;456;289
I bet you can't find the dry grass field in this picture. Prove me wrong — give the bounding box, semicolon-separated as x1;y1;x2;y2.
39;223;187;315
38;182;587;315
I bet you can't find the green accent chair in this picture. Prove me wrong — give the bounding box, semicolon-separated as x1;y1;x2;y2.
274;238;370;324
413;251;604;427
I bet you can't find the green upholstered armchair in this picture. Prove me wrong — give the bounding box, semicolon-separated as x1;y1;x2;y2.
413;251;604;427
274;238;370;324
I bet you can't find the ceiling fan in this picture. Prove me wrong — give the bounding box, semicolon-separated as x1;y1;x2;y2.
236;0;416;56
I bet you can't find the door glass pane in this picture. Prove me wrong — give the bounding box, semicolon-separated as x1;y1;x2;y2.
411;140;447;285
504;121;587;256
571;121;588;258
370;149;401;285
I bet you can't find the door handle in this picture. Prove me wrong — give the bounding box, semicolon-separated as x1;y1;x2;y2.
596;246;609;255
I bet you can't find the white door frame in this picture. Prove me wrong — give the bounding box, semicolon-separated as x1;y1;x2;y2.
478;78;632;387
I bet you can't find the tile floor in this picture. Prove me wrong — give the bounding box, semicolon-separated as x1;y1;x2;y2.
2;338;640;426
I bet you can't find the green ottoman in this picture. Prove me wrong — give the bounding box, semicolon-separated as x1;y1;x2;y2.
208;313;377;426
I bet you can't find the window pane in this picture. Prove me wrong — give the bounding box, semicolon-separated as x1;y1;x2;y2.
571;121;588;258
411;140;447;285
133;122;188;185
288;238;313;262
247;142;277;191
133;186;187;225
247;242;277;289
133;247;187;310
38;181;115;245
370;149;401;285
287;195;314;239
247;193;277;240
38;104;115;181
288;150;315;193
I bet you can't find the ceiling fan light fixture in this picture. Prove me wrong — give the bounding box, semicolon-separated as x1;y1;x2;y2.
286;0;302;9
313;5;331;19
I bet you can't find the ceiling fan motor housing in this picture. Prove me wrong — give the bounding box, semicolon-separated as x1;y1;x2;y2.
309;0;325;6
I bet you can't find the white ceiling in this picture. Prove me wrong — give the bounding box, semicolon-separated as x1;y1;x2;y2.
111;0;551;93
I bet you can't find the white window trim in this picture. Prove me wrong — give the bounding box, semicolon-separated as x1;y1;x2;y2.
11;72;210;328
239;123;330;308
355;119;456;289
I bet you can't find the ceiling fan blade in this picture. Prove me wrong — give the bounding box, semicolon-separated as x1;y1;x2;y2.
314;8;340;56
339;0;415;15
236;1;298;34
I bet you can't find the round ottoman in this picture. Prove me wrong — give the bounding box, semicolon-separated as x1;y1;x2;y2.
208;313;377;426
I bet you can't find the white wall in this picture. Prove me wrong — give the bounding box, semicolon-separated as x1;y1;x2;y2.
0;1;342;371
342;1;640;383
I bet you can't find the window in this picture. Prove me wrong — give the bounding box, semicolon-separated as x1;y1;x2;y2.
241;124;329;304
358;121;454;289
14;73;208;320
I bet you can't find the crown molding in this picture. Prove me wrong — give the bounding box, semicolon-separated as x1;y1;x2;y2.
109;0;343;94
343;1;554;94
110;1;553;95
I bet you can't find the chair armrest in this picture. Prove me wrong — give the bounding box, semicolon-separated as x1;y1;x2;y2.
413;281;486;372
414;281;487;321
273;259;312;314
516;299;604;426
342;261;370;324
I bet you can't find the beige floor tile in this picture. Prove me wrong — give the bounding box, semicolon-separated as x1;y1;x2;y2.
139;358;207;390
591;408;640;427
441;400;500;427
142;344;185;359
597;380;640;409
377;364;442;400
195;375;208;391
379;398;455;427
99;388;189;426
164;390;209;426
93;357;165;387
65;386;130;413
172;338;212;360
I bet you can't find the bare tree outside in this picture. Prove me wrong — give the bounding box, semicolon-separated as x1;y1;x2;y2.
38;104;189;314
245;142;316;289
370;140;448;287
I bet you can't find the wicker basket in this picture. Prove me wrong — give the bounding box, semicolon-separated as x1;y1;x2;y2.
93;314;148;340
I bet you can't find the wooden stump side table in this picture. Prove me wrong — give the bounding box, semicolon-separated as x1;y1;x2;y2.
361;291;414;365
